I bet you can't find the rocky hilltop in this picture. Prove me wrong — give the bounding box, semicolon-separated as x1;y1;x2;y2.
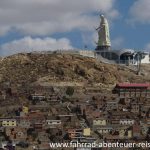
0;52;149;87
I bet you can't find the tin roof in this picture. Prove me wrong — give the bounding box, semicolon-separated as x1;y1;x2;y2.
116;83;150;88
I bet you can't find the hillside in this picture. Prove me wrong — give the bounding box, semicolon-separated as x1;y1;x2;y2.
0;52;150;87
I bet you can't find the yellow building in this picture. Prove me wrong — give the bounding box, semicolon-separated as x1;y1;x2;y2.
83;128;91;136
128;130;132;138
2;119;17;127
23;106;29;114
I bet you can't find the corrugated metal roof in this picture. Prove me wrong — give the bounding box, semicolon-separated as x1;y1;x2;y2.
116;83;150;88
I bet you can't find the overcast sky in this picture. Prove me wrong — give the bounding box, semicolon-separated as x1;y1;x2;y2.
0;0;150;56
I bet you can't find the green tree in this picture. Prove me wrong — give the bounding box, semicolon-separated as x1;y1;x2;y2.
66;87;74;96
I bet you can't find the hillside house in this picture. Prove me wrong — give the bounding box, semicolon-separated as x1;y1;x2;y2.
0;119;17;127
114;83;150;98
106;100;118;111
5;127;27;141
46;116;62;129
93;118;107;126
119;119;135;126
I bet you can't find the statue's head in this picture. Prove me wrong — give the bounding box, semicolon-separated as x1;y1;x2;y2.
100;14;105;23
100;14;108;25
100;14;104;17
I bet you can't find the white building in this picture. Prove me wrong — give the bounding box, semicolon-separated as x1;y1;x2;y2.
120;119;135;126
46;120;61;126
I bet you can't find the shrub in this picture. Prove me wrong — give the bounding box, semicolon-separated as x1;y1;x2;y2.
66;87;74;96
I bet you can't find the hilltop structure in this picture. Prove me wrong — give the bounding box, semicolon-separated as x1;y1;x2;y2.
4;15;149;66
94;15;150;65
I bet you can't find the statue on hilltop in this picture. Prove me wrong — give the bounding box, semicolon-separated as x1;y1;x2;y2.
95;15;111;51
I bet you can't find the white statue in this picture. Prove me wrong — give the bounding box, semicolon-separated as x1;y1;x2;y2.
96;15;111;50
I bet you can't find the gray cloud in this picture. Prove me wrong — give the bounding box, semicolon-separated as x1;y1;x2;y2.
111;37;124;49
129;0;150;24
0;0;118;36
